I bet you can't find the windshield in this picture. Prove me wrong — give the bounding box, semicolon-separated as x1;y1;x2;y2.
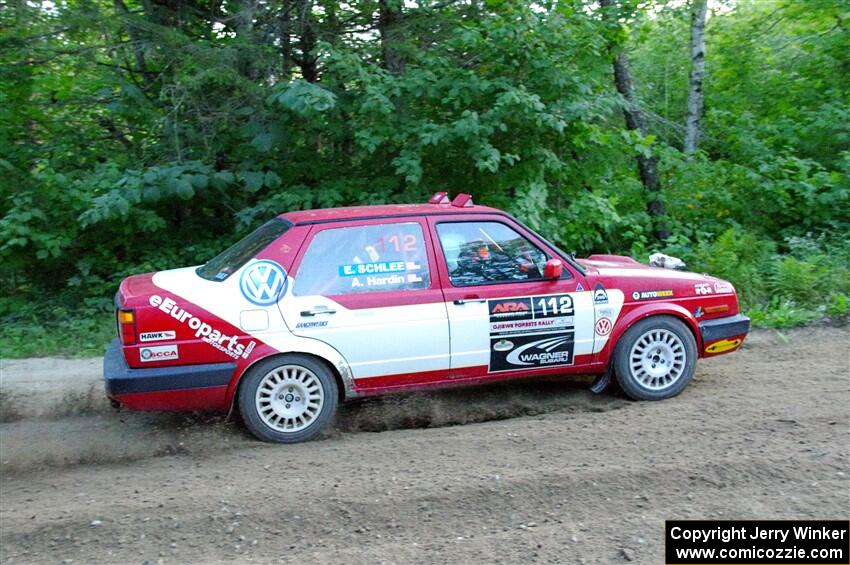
522;223;586;275
197;218;291;281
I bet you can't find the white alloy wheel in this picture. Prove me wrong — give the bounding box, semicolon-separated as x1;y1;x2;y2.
613;316;697;401
629;328;687;390
255;365;325;433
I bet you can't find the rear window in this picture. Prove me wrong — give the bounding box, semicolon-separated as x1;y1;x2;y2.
294;222;430;296
197;218;291;281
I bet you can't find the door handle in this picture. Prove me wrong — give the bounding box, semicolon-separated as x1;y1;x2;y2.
453;296;487;305
300;306;337;317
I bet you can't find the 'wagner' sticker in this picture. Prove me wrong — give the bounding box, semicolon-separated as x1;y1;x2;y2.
487;294;575;372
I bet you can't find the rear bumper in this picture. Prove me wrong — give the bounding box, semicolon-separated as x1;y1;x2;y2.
698;314;750;342
103;339;235;411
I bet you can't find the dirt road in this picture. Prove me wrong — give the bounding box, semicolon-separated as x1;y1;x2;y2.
1;326;848;564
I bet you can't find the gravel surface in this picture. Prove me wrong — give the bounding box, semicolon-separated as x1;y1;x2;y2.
0;326;848;564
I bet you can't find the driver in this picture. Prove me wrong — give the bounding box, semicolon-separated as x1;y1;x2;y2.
452;240;540;283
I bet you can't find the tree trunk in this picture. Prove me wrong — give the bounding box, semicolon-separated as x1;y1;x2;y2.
234;0;260;80
234;0;257;36
278;1;294;79
113;0;152;89
295;0;319;82
599;0;669;241
684;0;707;154
378;0;405;75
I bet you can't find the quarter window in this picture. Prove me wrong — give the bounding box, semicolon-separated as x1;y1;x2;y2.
436;222;549;286
197;218;291;281
294;223;431;296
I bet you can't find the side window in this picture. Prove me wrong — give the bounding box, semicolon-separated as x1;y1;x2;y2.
294;222;431;296
436;222;549;286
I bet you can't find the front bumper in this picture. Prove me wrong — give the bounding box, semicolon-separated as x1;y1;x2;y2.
698;313;750;343
103;338;236;397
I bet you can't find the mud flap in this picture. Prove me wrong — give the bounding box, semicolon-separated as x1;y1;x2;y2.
589;368;611;394
225;399;237;422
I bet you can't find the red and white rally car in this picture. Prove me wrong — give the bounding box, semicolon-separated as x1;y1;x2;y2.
105;193;750;443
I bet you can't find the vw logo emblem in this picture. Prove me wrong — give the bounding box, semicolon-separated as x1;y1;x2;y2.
595;317;612;336
240;260;287;306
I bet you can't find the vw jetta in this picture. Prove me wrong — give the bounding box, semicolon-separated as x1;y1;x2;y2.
104;193;750;442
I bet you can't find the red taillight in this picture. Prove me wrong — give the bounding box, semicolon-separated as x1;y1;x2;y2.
117;309;136;345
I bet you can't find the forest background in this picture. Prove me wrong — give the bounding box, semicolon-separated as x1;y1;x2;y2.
1;0;848;356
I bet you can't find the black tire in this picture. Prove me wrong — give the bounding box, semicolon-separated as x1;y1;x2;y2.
238;354;338;443
613;316;697;401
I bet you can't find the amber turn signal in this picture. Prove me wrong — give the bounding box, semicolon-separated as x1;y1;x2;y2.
118;309;136;345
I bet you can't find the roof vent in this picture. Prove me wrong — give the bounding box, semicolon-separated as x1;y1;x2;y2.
451;193;474;207
428;192;450;204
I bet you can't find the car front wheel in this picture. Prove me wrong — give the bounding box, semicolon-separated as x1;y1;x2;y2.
238;355;338;443
613;316;697;400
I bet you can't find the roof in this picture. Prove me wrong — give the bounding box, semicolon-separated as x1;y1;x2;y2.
280;202;504;225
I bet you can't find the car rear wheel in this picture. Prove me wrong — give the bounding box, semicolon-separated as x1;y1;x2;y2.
238;355;338;443
613;316;697;400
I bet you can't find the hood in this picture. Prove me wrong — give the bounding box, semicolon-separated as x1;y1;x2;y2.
578;254;649;270
578;254;737;304
579;254;709;280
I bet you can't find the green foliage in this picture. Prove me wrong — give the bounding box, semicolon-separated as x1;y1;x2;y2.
665;230;850;328
0;297;115;358
662;228;775;308
746;298;820;329
826;293;850;320
268;80;338;115
1;0;848;356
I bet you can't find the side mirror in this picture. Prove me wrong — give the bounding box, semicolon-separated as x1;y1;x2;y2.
544;258;563;280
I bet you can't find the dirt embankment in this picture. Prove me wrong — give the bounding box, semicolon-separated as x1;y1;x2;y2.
1;326;848;564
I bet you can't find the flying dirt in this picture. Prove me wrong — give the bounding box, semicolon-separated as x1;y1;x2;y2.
0;326;848;564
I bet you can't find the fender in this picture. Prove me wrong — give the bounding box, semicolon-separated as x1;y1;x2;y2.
223;333;356;408
596;302;702;365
